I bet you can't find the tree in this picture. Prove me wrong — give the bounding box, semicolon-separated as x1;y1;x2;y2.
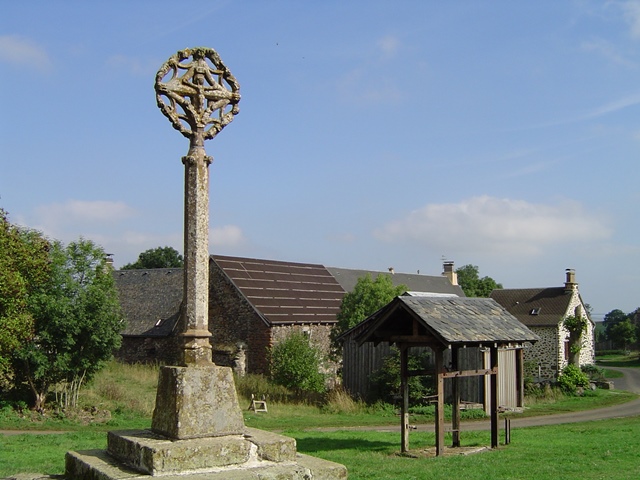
331;274;407;355
608;320;636;351
121;246;183;269
0;209;51;390
455;264;502;297
603;309;629;340
269;332;326;394
14;238;124;411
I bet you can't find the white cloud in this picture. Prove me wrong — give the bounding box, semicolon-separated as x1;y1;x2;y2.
106;55;157;76
374;196;612;256
581;38;637;68
210;225;246;247
0;35;51;71
35;200;136;225
377;35;401;60
623;0;640;39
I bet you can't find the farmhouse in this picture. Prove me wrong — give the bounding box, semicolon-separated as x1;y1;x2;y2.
490;269;595;380
114;256;464;377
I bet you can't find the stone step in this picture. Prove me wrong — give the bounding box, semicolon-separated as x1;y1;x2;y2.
104;428;297;475
66;448;347;480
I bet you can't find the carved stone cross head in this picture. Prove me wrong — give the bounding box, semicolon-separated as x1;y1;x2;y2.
155;47;241;146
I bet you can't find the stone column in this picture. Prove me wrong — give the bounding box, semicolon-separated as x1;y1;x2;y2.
181;141;213;366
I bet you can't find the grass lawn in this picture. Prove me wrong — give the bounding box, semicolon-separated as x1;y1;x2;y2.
596;351;640;368
2;416;640;479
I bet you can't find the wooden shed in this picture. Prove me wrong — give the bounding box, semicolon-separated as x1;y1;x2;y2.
355;296;539;455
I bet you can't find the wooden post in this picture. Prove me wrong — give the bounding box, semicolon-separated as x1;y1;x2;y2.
516;348;525;408
452;346;461;448
435;347;445;456
400;345;409;453
490;345;499;449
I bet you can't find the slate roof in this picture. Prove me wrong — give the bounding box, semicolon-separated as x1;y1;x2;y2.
212;255;345;325
326;267;465;297
356;296;539;347
114;268;183;337
490;287;573;327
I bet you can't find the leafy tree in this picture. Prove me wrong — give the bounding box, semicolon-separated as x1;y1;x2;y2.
603;309;629;340
0;209;50;390
331;274;407;355
14;239;124;411
455;264;502;297
608;320;636;351
269;332;326;394
121;246;183;269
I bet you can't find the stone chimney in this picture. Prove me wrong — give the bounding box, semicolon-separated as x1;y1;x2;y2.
442;261;458;285
564;268;577;293
104;254;114;272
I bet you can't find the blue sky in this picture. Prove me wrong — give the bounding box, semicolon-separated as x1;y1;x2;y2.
1;1;639;320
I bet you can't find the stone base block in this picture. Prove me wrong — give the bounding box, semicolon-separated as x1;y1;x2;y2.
107;430;251;475
66;435;347;479
151;365;244;439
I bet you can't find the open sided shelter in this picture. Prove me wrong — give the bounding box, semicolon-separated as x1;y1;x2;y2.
355;296;539;455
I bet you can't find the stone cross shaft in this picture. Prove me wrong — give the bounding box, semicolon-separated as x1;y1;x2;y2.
155;47;240;366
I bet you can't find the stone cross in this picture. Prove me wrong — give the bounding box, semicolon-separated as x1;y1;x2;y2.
155;47;240;366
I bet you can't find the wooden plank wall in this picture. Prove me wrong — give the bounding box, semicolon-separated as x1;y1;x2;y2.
342;339;484;403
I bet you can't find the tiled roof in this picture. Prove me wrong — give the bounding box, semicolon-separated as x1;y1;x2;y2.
356;296;539;346
212;255;345;325
490;287;572;327
326;267;465;297
114;268;182;337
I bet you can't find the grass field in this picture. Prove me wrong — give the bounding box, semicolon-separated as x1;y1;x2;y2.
1;358;639;479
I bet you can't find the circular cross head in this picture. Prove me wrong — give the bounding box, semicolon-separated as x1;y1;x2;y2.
155;47;241;142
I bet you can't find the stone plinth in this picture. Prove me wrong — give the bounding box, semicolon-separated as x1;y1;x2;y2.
151;365;244;439
65;427;347;479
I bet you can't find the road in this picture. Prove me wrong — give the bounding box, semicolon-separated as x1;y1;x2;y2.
314;367;640;433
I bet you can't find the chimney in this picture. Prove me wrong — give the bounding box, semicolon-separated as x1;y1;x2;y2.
442;261;458;286
564;268;577;293
105;254;114;271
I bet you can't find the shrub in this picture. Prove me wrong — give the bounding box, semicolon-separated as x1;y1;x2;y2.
557;364;590;394
581;364;606;382
269;332;326;394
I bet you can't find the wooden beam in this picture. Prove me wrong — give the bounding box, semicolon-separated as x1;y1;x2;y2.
434;348;445;456
490;346;499;449
516;348;525;408
441;367;498;379
400;345;409;453
452;346;461;448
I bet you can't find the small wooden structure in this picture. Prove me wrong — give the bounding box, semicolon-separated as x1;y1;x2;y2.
355;296;539;456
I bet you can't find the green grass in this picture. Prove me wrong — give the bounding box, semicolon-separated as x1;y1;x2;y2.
2;360;640;478
3;417;640;479
596;351;640;368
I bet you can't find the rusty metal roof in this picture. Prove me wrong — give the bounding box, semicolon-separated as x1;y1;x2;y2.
212;255;345;325
356;296;539;347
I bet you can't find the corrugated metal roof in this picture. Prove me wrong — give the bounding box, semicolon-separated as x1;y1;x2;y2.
356;296;539;346
114;269;182;337
212;255;345;325
490;287;572;327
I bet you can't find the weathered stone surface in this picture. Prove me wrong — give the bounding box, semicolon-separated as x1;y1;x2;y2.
65;447;348;479
244;427;297;462
107;430;250;475
151;365;244;439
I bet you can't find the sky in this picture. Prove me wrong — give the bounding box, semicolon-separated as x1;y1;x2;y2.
1;1;639;321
